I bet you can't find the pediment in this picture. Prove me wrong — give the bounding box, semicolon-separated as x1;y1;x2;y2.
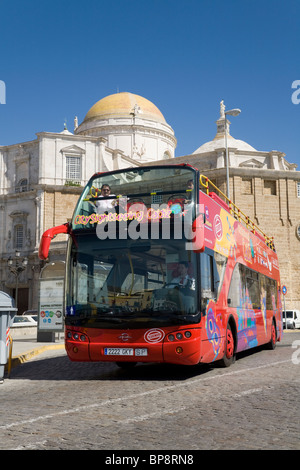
239;158;264;168
9;210;28;217
60;144;85;155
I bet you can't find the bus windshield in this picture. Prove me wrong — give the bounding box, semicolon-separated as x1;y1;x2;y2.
66;234;199;329
71;165;196;231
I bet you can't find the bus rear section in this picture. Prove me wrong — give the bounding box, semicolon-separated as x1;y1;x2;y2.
39;165;283;368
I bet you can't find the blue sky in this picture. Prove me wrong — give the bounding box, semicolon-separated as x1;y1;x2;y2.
0;0;300;167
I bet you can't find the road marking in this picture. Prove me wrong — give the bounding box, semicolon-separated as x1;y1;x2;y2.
233;386;274;398
119;406;188;424
12;440;48;450
0;358;292;431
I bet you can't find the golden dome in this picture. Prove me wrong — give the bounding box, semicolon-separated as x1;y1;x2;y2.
83;92;166;123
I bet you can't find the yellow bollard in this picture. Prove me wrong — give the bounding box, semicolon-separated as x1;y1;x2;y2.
7;335;13;378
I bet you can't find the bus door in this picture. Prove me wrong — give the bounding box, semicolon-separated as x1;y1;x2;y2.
200;248;228;361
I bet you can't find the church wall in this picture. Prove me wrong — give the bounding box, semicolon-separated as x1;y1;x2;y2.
43;190;80;231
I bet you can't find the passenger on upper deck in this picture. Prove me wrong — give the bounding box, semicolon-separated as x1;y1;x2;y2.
184;179;194;204
95;184;117;213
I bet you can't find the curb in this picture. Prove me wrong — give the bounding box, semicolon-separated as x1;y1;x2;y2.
7;344;65;371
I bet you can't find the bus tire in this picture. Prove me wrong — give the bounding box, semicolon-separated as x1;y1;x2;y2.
219;323;236;367
267;320;276;350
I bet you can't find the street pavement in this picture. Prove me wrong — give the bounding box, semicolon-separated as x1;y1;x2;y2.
0;329;299;451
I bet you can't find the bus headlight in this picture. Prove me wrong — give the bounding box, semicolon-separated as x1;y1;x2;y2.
167;331;192;342
66;331;88;342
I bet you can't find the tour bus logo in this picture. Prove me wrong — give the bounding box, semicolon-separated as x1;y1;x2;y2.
213;214;223;241
75;200;206;249
118;333;132;342
144;328;165;343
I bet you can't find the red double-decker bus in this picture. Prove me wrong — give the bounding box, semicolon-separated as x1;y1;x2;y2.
39;164;283;368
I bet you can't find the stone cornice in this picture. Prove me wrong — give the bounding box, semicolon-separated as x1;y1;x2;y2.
77;123;177;146
202;166;300;181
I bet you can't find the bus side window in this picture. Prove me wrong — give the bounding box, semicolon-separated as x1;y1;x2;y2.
228;263;241;307
212;251;227;298
266;277;277;309
200;249;225;311
246;270;260;309
229;264;277;311
200;249;228;311
228;263;261;308
200;252;213;311
260;274;267;306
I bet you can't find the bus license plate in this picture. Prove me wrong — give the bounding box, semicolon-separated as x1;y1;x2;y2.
135;348;148;356
104;348;148;356
105;348;134;356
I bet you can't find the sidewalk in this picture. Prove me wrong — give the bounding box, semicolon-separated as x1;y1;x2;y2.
8;332;65;370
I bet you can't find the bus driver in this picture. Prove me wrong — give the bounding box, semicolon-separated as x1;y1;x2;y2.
167;261;195;290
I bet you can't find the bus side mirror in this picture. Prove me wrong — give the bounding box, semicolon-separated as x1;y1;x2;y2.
39;223;70;260
190;213;205;253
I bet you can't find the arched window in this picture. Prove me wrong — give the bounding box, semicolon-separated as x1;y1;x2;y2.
15;178;28;193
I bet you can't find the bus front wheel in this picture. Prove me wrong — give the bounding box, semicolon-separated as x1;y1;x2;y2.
219;323;236;367
267;320;276;350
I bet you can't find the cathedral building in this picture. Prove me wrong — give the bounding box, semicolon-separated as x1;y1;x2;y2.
0;92;299;312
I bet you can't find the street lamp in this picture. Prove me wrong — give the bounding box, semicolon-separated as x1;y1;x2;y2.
224;108;241;199
7;250;28;310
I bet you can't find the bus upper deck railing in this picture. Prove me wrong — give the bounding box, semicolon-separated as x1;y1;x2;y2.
199;174;275;251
